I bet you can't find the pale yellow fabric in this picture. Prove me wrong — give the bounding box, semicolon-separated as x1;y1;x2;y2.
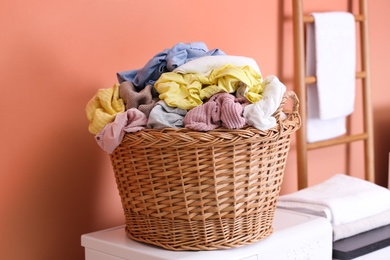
155;72;210;110
154;64;264;110
207;64;264;103
86;83;125;135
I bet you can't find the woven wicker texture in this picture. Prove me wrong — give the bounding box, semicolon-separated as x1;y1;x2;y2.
109;91;301;251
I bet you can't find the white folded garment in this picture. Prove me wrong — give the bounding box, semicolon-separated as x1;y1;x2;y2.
243;75;286;131
173;55;261;76
277;174;390;241
306;12;356;142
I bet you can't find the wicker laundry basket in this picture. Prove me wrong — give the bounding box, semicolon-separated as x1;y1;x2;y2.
109;91;301;251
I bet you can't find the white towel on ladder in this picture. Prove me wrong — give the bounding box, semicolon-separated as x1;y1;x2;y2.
306;12;356;143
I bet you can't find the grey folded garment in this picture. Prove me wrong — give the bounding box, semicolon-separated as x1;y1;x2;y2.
147;100;187;129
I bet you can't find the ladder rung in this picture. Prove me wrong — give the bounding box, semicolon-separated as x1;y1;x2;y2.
303;14;365;23
307;133;369;150
305;71;367;84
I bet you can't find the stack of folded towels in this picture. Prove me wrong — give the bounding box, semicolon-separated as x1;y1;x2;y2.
277;174;390;241
85;41;288;153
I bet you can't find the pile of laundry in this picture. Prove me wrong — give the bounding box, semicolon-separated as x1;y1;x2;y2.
86;42;287;153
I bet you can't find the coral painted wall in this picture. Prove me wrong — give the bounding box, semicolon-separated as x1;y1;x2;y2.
1;0;389;259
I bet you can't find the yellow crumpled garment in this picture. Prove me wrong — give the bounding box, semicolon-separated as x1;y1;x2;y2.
154;64;264;110
86;83;125;135
155;73;209;110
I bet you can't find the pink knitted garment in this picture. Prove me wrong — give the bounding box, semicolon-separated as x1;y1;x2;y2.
221;96;248;129
184;92;248;131
184;93;222;131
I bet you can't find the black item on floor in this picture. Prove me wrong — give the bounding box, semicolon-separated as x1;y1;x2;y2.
333;224;390;260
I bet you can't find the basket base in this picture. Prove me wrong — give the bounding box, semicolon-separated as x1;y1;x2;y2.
124;212;275;251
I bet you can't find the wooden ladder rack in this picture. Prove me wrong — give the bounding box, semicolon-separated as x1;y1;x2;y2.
292;0;375;189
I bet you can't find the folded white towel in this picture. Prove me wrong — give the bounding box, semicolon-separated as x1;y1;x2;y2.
277;174;390;241
306;12;356;142
173;55;261;76
333;209;390;241
243;75;286;131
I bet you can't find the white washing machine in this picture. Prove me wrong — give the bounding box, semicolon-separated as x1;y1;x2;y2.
81;209;333;260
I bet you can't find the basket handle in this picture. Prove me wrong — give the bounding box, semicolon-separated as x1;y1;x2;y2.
274;90;301;128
